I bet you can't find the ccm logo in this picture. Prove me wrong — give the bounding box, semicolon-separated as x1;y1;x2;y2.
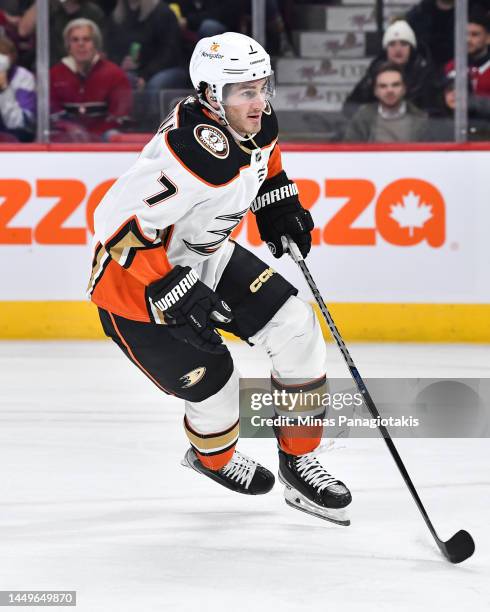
250;267;275;293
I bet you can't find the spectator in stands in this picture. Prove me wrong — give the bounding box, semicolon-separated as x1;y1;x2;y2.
172;0;242;40
0;1;33;16
343;20;436;118
242;0;294;56
0;3;35;70
105;0;187;93
445;9;490;96
427;74;458;140
92;0;117;17
0;6;19;36
430;9;490;142
171;0;292;56
405;0;455;69
428;73;490;140
0;36;36;142
405;1;490;68
344;63;429;142
404;1;490;67
50;18;132;141
18;0;105;66
0;33;35;141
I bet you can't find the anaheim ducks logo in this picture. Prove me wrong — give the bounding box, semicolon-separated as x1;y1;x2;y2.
180;367;206;389
210;43;220;52
194;124;229;159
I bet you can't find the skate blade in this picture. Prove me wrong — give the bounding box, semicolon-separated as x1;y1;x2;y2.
282;481;351;527
181;452;194;470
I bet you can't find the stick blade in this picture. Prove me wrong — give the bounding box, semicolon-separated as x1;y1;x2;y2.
440;530;475;563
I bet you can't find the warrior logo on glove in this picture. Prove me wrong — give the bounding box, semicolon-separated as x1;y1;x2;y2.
252;170;314;259
153;268;200;311
149;266;233;354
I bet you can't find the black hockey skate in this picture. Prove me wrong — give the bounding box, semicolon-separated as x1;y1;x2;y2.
278;449;352;526
182;448;275;495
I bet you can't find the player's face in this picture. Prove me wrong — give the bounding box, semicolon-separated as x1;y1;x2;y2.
467;24;488;56
374;71;406;108
68;26;97;64
386;40;411;65
222;78;269;136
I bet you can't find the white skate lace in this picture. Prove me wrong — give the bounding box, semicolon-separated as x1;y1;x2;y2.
294;454;340;493
220;452;257;489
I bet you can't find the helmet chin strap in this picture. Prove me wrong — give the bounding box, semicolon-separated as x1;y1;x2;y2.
199;96;257;142
225;122;257;143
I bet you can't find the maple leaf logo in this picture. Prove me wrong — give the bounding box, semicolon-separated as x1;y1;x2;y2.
389;191;433;237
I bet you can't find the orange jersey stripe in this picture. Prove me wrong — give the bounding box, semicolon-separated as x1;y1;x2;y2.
91;260;152;322
266;144;283;179
90;212;173;321
129;245;172;286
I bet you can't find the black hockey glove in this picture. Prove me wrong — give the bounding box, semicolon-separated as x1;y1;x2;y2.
251;171;314;259
148;266;233;354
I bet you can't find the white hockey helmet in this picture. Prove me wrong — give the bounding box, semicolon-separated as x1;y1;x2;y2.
189;32;274;123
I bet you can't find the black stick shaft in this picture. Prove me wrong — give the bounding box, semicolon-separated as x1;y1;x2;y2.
285;239;443;548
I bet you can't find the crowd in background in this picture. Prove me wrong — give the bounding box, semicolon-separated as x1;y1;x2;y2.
343;0;490;142
0;0;293;141
0;0;489;142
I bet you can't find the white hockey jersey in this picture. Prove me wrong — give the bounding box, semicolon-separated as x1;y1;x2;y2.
88;96;284;323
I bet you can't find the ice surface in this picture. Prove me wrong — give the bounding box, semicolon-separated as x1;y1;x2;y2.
0;341;488;611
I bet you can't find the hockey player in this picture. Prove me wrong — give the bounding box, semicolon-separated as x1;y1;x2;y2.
88;32;352;525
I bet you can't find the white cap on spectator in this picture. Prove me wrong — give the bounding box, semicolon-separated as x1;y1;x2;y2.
382;21;417;49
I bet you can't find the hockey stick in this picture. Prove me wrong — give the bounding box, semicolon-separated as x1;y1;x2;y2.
282;236;475;564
